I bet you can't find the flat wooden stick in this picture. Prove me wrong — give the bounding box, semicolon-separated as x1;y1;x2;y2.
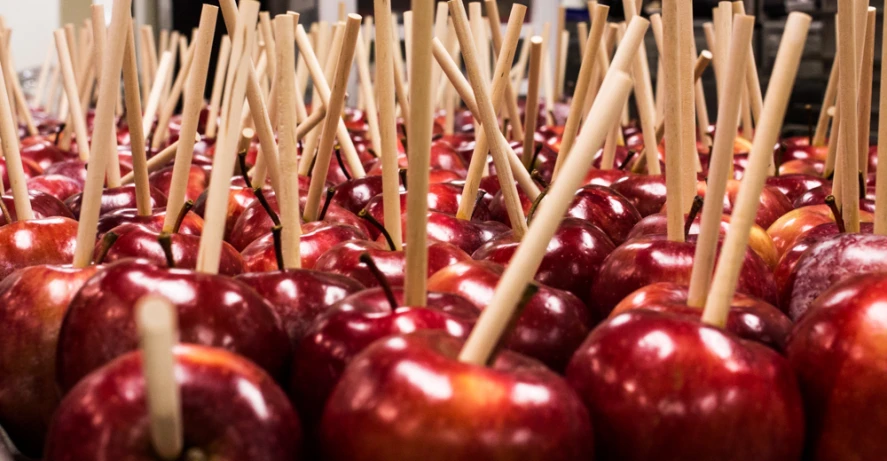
485;0;525;142
813;53;838;146
121;19;153;217
197;2;258;275
274;14;301;270
205;36;231;140
702;12;811;327
136;295;182;460
73;0;132;268
838;1;860;233
303;15;362;222
160;5;218;233
687;15;754;308
522;36;543;168
857;7;876;179
458;71;633;366
53;31;91;160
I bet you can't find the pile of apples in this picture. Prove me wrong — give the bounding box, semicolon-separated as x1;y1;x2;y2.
0;0;884;460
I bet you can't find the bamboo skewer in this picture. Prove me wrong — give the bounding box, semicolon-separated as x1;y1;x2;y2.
150;42;195;150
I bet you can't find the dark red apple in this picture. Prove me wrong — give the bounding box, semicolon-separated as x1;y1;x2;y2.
65;184;168;219
0;217;78;281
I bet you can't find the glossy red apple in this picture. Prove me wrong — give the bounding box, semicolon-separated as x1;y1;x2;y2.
241;221;369;271
0;217;78;281
0;191;73;224
22;175;83;202
65;184;168;219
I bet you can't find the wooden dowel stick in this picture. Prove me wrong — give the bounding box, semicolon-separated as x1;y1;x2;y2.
53;31;90;160
662;0;685;241
120;140;181;185
702;13;811;327
510;25;533;92
485;0;525;142
837;0;860;233
557;29;570;103
160;5;218;233
857;7;875;179
403;11;413;81
259;12;278;95
680;0;700;194
553;5;609;173
431;39;480;117
121;19;153;217
206;36;231;140
522;36;543;168
391;18;411;131
150;42;195;149
622;0;661;174
686;15;754;308
356;30;382;155
577;22;588;56
690;39;711;148
813;54;838;146
303;15;362;222
33;44;54;108
0;59;33;221
651;13;665;121
136;295;182;461
89;7;123;189
554;5;567;98
73;0;132;268
431;2;450;110
875;9;887;234
540;21;555;125
731;2;763;125
0;31;37;136
714;2;732;101
458;72;633;366
274;14;301;270
373;0;404;250
142;51;174;134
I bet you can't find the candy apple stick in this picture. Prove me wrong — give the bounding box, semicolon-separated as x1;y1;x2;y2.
89;6;123;189
555;4;609;171
374;0;404;250
458;71;633;366
679;0;700;190
33;44;54;108
702;13;811;327
303;15;362;222
540;21;555;126
404;11;413;76
431;2;449;108
600;124;619;169
197;3;258;275
622;0;661;174
857;8;875;179
136;295;182;460
431;39;480;117
0;32;36;136
876;25;887;234
160;5;218;233
555;5;566;98
142;52;174;134
837;2;860;233
259;12;277;95
452;2;537;229
0;58;33;220
274;14;301;270
510;25;532;92
662;0;685;241
468;4;489;84
732;2;763;124
205;35;232;140
522;36;543;168
356;30;382;154
486;0;524;142
403;0;436;307
141;26;159;85
813;55;838;146
391;18;411;130
714;2;731;100
53;31;90;160
120;141;181;185
72;0;132;269
150;43;195;149
577;22;588;55
686;15;754;308
121;18;153;217
689;39;711;147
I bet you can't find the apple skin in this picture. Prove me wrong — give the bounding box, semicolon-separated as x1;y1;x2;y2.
44;344;302;461
0;217;79;282
566;309;804;461
473;218;616;305
0;265;98;457
362;204;506;254
427;259;592;371
315;240;471;288
22;175;83;202
0;157;42;191
19;139;72;170
0;191;74;224
330;287;481;320
779;158;824;176
235;269;365;348
331;175;390;214
148;164;209;202
56;259;290;392
42;160;86;187
362;182;494;226
609;174;667;217
65;185;168;219
95;208;204;239
786;233;887;321
792;185;876;213
610;282;793;351
320;331;594;461
786;273;887;461
589;235;778;321
97;223;243;275
564;185;642;245
765;174;829;203
241;221;369;272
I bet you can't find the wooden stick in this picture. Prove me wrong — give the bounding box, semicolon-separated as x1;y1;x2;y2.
458;72;633;366
662;0;685;241
651;13;665;121
703;13;811;327
404;0;436;307
469;4;489;84
89;6;123;189
686;15;754;308
391;18;411;131
274;14;301;270
136;295;182;460
141;51;174;135
577;22;588;57
876;11;887;234
622;0;661;175
510;25;533;92
160;5;218;233
142;25;159;87
731;2;763;126
53;31;90;160
431;2;450;111
714;2;732;101
838;1;860;233
0;56;33;221
485;0;525;142
121;19;153;217
197;2;258;275
303;15;362;222
553;4;608;173
431;38;480;116
73;0;132;268
450;0;530;236
0;31;37;136
403;11;413;80
374;0;404;250
33;44;54;108
857;7;875;179
120;141;181;184
295;21;343;171
540;21;555;125
259;12;278;97
356;30;382;155
679;0;700;194
150;42;195;149
522;36;543;168
615;24;630;128
205;36;231;140
557;29;570;103
689;39;711;148
554;5;567;98
813;54;838;146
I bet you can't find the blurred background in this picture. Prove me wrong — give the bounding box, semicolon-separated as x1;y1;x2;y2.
0;0;877;133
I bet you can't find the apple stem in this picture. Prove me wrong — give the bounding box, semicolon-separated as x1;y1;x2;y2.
858;171;866;200
485;284;538;366
526;188;549;225
359;252;398;311
158;233;176;269
358;209;397;251
470;191;487;221
334;146;353;181
530;170;548;189
271;225;285;271
825;195;846;233
253;188;282;227
0;199;11;225
54;123;66;147
399;168;408;191
685;195;704;241
806;104;814;145
529;144;543;172
94;232;120;265
618;150;638;170
172;200;194;234
237;150;253;189
319;187;336;222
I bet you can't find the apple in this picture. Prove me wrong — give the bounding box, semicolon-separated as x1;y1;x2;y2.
65;184;168;219
0;217;78;281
